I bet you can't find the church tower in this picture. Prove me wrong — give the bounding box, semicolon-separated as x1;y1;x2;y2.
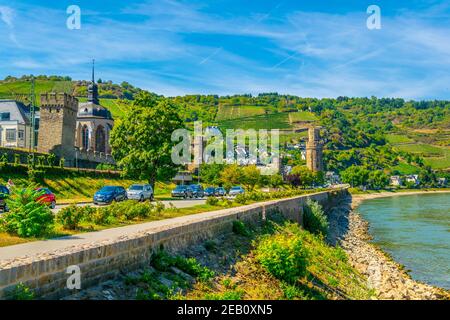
306;127;323;172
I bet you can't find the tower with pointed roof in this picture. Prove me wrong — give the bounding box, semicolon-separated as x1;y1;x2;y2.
75;60;114;155
87;59;99;105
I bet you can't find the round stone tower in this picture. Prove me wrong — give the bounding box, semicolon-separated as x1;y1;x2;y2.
306;127;323;172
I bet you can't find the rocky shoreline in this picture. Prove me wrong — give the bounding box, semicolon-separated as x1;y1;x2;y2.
337;192;450;300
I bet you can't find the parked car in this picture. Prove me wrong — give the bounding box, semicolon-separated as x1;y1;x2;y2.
36;188;56;209
189;184;204;198
215;187;227;197
229;186;245;196
0;185;10;212
127;184;154;201
204;187;216;197
93;186;127;205
171;185;193;199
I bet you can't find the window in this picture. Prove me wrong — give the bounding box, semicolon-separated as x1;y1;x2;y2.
0;113;10;121
18;130;24;140
82;125;89;150
6;129;16;142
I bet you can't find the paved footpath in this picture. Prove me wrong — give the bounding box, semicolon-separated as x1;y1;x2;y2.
52;199;206;214
0;200;264;265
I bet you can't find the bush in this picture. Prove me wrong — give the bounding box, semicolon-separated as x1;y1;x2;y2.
206;196;219;206
10;283;34;300
234;193;247;204
1;187;54;237
56;204;85;230
256;232;309;283
232;220;250;236
303;199;329;236
173;256;215;282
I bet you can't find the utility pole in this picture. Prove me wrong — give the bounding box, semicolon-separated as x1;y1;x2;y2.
29;77;36;161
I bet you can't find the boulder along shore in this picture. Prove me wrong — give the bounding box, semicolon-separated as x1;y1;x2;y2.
328;191;450;300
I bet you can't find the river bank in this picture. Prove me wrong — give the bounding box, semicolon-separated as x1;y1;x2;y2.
339;190;450;300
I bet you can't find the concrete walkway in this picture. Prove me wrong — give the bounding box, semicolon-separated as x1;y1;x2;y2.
0;200;262;263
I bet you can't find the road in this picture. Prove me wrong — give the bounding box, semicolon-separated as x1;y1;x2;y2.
51;199;206;214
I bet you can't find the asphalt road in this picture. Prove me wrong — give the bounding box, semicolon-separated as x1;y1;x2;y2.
51;198;206;214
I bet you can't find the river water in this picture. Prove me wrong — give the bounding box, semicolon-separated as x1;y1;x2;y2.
357;193;450;289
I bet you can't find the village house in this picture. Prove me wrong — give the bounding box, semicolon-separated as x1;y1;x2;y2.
405;174;420;186
0;100;36;149
390;175;403;187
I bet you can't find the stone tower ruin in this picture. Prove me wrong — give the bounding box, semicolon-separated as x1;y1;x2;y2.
37;93;78;163
306;127;323;172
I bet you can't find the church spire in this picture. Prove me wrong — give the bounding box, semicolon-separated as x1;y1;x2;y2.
87;59;99;104
92;59;95;83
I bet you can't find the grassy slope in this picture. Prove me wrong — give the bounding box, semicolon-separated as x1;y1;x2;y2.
0;173;174;203
182;218;373;300
216;105;268;121
288;111;317;123
393;143;450;170
218;112;292;130
0;80;73;101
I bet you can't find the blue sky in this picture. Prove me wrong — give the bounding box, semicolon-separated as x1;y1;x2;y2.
0;0;449;99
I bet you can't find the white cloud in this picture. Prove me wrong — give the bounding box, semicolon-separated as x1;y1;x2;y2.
0;5;14;27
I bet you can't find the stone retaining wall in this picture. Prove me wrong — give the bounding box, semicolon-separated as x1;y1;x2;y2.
0;188;347;299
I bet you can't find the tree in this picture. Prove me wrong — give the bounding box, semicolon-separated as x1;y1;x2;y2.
110;92;184;191
200;163;225;186
341;165;370;188
220;164;243;191
367;170;389;189
241;165;261;191
268;174;284;188
290;166;314;188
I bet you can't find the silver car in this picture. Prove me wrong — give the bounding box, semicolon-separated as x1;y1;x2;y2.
127;184;154;201
229;186;245;196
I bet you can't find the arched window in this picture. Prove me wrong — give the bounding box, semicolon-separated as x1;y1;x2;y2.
82;125;89;150
95;125;106;153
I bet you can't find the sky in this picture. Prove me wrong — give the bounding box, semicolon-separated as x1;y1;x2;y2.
0;0;449;99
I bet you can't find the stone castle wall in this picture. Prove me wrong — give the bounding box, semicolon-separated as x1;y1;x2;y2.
37;93;78;161
0;188;348;300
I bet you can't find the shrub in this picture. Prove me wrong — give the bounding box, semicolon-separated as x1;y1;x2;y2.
303;199;329;236
56;204;85;230
150;250;215;281
206;196;219;206
10;283;34;300
234;193;247;204
256;232;309;283
232;220;250;236
153;201;165;214
2;187;54;237
173;256;215;282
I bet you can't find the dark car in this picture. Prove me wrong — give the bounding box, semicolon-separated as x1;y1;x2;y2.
93;186;127;205
215;187;226;197
189;184;204;198
204;187;216;197
171;185;193;199
0;185;10;212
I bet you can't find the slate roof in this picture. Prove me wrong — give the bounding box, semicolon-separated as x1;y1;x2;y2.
78;102;113;120
0;99;33;125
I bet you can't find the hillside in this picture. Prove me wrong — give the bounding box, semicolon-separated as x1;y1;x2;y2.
0;76;144;103
1;77;449;174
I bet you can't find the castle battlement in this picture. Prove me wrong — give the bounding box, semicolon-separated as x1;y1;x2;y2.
40;93;78;112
